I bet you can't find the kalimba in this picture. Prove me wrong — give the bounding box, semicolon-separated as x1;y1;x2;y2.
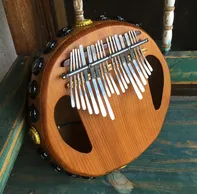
28;0;171;179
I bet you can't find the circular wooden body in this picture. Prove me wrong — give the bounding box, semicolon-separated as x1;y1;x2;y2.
28;20;171;177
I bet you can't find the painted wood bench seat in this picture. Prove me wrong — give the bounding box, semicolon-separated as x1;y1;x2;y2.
3;96;197;194
0;56;30;194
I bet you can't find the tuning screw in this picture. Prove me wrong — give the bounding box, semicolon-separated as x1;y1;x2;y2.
32;57;44;76
28;80;39;99
37;148;49;160
57;26;73;37
136;23;142;27
51;163;62;172
115;16;125;21
71;174;80;178
65;171;80;178
43;40;57;54
82;176;95;180
28;104;39;123
61;73;67;80
96;15;110;21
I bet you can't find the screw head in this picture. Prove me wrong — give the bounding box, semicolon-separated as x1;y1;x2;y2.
43;40;57;54
32;57;44;76
29;127;41;145
28;80;39;99
28;104;39;123
57;27;73;37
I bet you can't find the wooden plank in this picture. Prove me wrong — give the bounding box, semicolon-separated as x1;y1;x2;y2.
2;0;42;55
0;55;32;152
2;0;66;55
3;96;197;194
172;84;197;96
35;0;56;44
51;0;68;33
0;120;26;194
0;56;32;194
165;51;197;58
164;51;197;84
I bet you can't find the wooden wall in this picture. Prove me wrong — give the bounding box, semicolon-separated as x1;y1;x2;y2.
0;0;17;82
2;0;68;56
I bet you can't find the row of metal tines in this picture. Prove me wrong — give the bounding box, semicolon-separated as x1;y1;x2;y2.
67;30;153;120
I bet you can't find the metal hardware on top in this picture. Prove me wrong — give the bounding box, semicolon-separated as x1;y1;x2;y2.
62;38;148;79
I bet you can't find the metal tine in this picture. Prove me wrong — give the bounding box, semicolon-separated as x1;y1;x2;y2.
69;52;75;108
90;44;115;120
113;35;143;99
97;41;114;95
95;42;111;97
100;40;120;96
79;45;99;115
128;31;151;77
87;46;107;117
106;37;125;93
108;36;128;90
115;35;145;92
124;32;149;79
72;49;81;110
131;31;153;73
74;49;86;110
119;34;147;87
77;49;93;115
110;37;130;85
132;30;153;72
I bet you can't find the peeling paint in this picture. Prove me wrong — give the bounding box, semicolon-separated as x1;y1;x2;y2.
157;139;197;149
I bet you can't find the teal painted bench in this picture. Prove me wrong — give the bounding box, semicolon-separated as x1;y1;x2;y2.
1;51;197;194
3;96;197;194
0;56;32;194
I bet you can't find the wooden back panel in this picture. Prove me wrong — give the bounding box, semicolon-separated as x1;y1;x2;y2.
28;20;171;177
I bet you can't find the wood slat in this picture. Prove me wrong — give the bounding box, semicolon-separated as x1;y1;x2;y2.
35;0;56;45
172;84;197;96
164;51;197;84
2;0;68;55
2;0;41;55
0;56;33;194
51;0;68;33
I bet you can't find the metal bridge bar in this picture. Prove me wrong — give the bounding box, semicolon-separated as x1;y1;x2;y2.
62;38;148;79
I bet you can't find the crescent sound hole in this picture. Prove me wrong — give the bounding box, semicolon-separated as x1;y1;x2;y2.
146;55;164;110
54;95;92;153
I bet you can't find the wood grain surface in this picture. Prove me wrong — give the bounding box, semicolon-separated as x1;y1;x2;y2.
4;96;197;194
51;0;68;33
35;0;57;45
2;0;41;55
2;0;68;55
28;20;171;177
